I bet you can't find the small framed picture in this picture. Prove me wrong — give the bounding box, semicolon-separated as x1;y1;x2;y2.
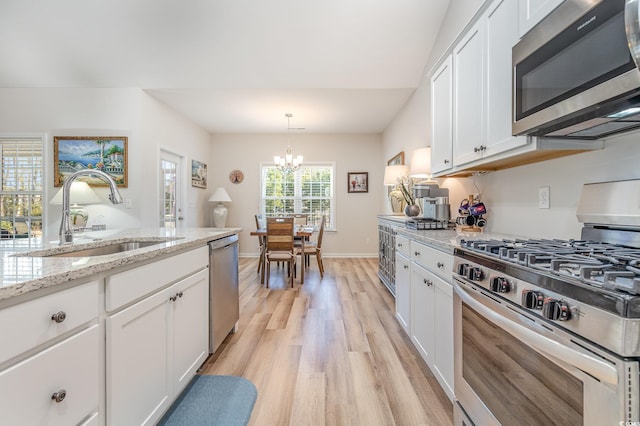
348;172;368;193
387;151;404;166
191;160;207;188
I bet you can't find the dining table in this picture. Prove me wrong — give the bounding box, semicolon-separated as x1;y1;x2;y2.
250;225;315;285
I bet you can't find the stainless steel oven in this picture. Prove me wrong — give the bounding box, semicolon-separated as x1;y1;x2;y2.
453;277;636;425
452;179;640;425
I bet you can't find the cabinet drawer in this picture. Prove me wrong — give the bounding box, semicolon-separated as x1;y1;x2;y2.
0;325;99;426
106;246;208;312
395;235;410;258
0;281;98;365
410;241;453;281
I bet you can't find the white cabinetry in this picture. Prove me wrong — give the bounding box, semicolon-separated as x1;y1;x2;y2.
431;56;454;175
106;247;209;426
0;281;100;425
409;240;454;401
453;19;485;167
395;235;411;333
453;0;526;168
518;0;564;38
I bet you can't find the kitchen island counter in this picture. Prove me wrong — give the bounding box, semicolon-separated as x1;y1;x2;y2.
0;227;241;304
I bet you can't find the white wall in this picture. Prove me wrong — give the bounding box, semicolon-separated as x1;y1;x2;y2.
0;88;212;240
209;133;383;257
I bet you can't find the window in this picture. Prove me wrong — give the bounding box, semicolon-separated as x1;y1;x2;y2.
0;137;43;239
261;163;335;230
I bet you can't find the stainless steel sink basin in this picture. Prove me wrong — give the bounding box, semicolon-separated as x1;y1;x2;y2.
17;238;184;258
46;241;166;257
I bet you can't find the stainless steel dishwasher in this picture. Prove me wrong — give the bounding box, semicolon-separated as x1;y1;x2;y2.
208;234;239;353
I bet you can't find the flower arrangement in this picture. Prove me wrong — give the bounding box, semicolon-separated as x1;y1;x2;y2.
389;176;415;207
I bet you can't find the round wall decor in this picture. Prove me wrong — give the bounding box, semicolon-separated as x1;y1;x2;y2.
229;169;244;184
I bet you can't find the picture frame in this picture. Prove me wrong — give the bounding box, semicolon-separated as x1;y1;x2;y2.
191;159;207;188
54;136;128;187
347;172;368;193
387;151;405;166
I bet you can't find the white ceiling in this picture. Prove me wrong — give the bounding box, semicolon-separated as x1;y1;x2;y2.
0;0;450;133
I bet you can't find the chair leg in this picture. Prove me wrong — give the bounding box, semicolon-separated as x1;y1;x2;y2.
266;261;270;288
316;251;324;277
257;248;263;274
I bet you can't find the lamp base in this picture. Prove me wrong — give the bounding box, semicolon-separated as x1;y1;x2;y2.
213;203;228;228
70;205;88;231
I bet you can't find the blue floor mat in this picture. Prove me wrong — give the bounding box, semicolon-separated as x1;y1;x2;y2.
158;375;257;426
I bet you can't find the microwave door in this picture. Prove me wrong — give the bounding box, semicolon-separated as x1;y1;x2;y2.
626;0;640;70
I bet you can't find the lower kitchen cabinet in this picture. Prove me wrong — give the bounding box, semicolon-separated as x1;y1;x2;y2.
107;268;209;425
0;325;100;426
394;236;455;402
395;240;411;334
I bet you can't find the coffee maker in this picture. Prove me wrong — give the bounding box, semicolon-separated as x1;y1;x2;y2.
413;184;450;222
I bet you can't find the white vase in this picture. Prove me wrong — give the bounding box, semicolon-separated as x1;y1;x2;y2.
213;202;228;228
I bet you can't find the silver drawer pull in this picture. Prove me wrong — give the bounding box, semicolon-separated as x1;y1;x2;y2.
177;291;183;298
414;251;420;256
437;262;444;268
51;311;67;323
51;389;67;403
170;295;177;302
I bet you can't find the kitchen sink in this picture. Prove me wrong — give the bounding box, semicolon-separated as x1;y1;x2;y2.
17;238;184;258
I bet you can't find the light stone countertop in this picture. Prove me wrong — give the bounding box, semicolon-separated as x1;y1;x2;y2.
379;215;527;253
0;227;241;304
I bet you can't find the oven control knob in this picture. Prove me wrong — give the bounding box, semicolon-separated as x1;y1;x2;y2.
521;290;544;309
467;267;484;281
490;277;510;293
457;263;469;276
542;298;571;321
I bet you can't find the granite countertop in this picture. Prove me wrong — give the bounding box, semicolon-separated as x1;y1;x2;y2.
379;214;526;252
0;227;241;304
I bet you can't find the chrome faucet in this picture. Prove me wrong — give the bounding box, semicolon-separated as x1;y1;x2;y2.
59;169;124;244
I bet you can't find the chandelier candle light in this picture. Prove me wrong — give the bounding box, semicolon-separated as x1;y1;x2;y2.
209;187;232;228
274;113;303;173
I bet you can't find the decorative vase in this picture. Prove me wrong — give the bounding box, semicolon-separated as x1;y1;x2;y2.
404;204;420;217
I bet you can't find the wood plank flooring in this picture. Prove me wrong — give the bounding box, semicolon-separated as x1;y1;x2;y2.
200;257;453;425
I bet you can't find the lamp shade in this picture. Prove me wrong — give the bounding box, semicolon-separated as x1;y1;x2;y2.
383;165;409;186
208;187;232;203
410;147;432;178
50;181;101;205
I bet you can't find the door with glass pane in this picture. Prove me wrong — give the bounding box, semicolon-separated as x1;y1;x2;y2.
159;150;184;230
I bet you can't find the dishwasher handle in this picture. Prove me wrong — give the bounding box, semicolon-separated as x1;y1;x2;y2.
208;234;239;251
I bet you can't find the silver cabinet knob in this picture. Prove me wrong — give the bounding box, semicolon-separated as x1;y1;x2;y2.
51;389;67;403
170;295;177;302
444;159;450;164
437;262;444;268
51;311;66;323
414;251;420;256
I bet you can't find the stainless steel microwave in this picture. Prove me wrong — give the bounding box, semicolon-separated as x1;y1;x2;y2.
513;0;640;139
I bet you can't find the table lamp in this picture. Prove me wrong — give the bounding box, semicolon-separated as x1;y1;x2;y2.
209;187;232;228
50;181;101;230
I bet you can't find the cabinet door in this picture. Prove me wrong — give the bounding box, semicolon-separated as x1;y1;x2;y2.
172;269;209;394
107;286;172;426
433;277;454;401
431;55;454;174
485;0;528;157
395;254;411;334
410;264;435;365
453;19;485;167
518;0;563;38
0;325;99;426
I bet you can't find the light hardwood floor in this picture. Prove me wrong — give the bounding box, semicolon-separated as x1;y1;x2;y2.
200;257;453;426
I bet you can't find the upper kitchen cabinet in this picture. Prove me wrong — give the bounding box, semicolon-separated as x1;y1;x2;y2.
429;0;602;177
431;56;453;175
453;0;528;169
518;0;564;38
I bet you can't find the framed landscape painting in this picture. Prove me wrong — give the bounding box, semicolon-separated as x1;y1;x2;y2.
191;160;207;188
54;136;128;187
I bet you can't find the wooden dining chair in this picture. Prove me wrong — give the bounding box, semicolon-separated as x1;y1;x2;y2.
264;217;296;288
301;215;326;277
254;214;267;276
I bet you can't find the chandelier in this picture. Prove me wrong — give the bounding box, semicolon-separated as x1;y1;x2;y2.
274;113;303;173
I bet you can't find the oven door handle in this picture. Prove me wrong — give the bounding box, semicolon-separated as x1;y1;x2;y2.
454;281;619;386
